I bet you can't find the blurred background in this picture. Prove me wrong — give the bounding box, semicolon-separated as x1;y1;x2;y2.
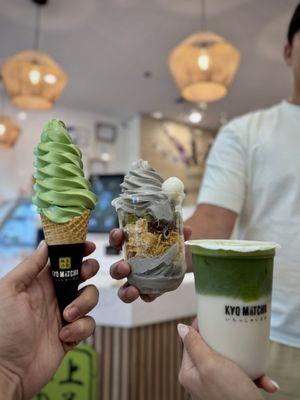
0;1;297;398
0;0;295;272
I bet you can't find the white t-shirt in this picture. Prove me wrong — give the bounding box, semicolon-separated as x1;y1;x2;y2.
198;100;300;348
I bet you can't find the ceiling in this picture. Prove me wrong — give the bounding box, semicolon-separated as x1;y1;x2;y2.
0;0;298;129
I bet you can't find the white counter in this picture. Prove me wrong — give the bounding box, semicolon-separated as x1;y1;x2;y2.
83;233;197;328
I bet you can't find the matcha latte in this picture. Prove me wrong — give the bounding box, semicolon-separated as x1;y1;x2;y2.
187;240;278;380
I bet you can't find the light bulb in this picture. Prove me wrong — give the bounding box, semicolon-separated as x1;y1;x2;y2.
152;111;163;119
29;69;41;85
17;111;27;121
44;73;57;84
189;111;202;124
100;153;111;162
0;123;7;136
198;49;210;71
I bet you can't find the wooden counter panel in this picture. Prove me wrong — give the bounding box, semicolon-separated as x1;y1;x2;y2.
85;317;194;399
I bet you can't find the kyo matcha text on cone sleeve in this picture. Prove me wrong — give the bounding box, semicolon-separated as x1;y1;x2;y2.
32;119;97;320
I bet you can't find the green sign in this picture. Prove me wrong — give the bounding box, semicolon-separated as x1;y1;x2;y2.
33;344;98;400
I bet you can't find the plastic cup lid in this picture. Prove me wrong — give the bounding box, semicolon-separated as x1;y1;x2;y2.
185;239;280;252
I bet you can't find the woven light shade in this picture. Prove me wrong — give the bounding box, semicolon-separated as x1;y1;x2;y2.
1;50;67;110
0;116;21;149
169;32;240;103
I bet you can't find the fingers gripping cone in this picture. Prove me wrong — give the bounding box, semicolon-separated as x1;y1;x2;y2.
33;119;97;324
41;211;91;322
41;210;91;321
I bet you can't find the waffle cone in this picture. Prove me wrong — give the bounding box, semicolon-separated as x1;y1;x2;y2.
41;210;91;245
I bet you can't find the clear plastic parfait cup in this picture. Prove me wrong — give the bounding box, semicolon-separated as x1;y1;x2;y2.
186;239;279;380
116;193;187;295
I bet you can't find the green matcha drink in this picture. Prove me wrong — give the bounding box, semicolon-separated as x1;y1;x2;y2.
186;240;278;380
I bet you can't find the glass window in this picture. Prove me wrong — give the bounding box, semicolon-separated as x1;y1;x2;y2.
0;201;14;225
0;202;37;247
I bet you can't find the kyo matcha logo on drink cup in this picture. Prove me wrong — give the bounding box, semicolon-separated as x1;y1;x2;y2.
186;239;279;380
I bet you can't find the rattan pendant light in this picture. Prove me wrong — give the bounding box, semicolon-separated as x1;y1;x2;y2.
1;0;67;110
0;87;21;149
0;116;21;149
169;1;240;103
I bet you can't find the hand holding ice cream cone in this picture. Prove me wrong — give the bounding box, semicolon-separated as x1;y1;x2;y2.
33;119;97;321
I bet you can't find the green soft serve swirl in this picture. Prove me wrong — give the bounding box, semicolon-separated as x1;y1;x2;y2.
32;119;97;223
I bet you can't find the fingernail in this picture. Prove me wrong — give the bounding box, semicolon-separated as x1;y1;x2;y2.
67;307;79;320
84;263;93;277
60;328;70;341
37;240;46;249
177;323;189;340
271;380;280;390
112;230;119;240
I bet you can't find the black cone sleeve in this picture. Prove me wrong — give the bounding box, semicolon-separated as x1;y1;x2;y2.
48;243;85;324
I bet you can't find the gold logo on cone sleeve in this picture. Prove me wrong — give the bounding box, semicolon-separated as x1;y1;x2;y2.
59;257;72;269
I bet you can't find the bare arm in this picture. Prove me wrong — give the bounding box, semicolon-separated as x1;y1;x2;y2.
185;203;238;272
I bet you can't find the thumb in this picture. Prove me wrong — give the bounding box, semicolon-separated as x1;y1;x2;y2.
177;323;210;370
8;241;49;287
255;375;279;393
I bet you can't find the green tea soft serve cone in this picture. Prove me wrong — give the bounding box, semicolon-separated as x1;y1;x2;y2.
33;119;97;320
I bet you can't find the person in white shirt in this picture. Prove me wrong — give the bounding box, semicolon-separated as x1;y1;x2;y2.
110;3;300;399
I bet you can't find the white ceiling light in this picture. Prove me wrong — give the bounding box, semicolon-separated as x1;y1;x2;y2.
152;111;163;119
28;68;41;85
44;73;58;84
0;116;21;148
189;110;202;124
0;123;7;136
197;48;210;71
17;111;28;121
100;153;111;162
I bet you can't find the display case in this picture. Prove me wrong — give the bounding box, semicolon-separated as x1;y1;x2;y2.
0;199;38;277
88;174;124;233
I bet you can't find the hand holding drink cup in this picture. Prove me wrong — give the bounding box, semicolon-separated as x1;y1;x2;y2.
178;319;279;399
186;239;279;380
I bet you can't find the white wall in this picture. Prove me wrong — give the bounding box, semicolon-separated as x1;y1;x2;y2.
0;105;140;201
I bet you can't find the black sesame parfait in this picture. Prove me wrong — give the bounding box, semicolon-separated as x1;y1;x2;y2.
112;160;186;294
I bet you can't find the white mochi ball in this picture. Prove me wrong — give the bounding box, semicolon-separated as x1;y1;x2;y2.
162;177;185;200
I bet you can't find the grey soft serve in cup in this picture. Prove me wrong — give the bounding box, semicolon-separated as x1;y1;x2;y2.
112;160;187;294
186;239;278;380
